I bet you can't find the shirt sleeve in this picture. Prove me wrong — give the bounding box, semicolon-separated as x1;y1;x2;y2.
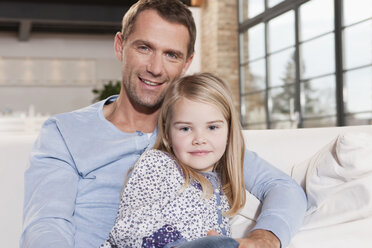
21;118;78;248
243;149;307;248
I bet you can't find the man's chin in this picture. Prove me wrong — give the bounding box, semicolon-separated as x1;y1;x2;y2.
131;98;163;113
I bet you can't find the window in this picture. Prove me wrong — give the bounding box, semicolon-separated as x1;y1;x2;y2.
238;0;372;129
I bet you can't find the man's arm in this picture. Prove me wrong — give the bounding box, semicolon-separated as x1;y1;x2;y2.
21;118;78;248
242;149;307;248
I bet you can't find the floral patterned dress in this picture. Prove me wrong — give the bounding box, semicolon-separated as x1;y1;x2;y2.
100;149;231;248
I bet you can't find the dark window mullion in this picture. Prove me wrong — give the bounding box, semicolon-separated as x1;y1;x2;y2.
264;20;271;129
335;0;345;126
237;0;245;126
238;33;245;123
294;4;303;128
264;0;270;129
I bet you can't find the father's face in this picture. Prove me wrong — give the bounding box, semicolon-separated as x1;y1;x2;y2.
115;9;194;110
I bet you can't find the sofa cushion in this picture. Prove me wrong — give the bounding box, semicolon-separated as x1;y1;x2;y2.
291;132;372;229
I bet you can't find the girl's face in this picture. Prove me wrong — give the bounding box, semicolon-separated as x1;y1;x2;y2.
169;98;229;172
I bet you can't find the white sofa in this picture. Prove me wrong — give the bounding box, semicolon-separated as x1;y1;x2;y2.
232;125;372;248
0;131;39;248
1;125;372;248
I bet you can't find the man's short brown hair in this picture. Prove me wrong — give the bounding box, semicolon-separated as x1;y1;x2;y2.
121;0;196;59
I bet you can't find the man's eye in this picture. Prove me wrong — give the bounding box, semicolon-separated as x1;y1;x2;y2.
167;53;177;59
138;46;149;51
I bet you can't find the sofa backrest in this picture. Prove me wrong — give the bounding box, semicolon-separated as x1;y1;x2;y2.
242;125;372;174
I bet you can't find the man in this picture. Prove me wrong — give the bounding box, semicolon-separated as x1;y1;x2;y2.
21;0;306;247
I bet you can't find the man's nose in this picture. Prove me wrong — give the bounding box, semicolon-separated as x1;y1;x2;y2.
146;53;163;76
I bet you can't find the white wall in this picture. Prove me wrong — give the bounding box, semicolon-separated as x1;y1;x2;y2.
0;7;201;116
0;33;122;115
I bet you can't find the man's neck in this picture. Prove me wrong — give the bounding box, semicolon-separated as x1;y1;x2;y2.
103;95;159;133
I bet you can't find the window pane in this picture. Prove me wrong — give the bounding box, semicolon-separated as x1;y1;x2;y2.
268;11;295;53
242;92;266;124
344;0;372;26
247;0;265;19
303;117;337;128
344;20;372;70
301;33;335;78
246;24;265;62
344;67;372;113
269;85;295;121
268;48;295;87
268;0;284;8
301;75;336;117
345;112;372;126
242;59;266;94
300;0;334;41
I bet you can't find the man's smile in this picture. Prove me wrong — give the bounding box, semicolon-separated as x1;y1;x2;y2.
139;77;164;86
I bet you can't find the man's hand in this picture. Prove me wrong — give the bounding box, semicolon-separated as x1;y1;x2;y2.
235;229;280;248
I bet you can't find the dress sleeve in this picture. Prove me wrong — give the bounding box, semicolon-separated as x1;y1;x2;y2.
243;149;307;248
105;149;181;247
21;118;79;248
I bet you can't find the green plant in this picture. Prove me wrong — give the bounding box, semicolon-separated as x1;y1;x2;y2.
92;80;121;102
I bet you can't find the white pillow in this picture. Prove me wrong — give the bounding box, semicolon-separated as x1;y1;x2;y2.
291;132;372;230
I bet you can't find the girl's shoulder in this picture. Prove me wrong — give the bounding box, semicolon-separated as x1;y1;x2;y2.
134;149;181;175
142;149;172;159
140;149;174;164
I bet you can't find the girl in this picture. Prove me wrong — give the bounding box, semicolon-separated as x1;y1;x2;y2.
101;73;246;248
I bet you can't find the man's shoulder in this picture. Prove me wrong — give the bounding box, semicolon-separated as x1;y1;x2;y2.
52;95;118;126
40;96;118;138
54;101;102;122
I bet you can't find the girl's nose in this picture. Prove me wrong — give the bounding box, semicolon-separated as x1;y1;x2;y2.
192;133;206;145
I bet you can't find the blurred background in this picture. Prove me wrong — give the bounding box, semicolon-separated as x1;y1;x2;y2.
0;0;371;132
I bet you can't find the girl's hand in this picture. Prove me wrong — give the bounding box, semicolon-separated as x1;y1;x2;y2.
206;230;219;236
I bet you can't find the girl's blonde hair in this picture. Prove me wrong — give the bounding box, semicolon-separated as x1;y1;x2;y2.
154;72;246;217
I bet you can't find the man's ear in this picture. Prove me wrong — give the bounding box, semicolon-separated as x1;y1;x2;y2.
181;53;194;75
114;32;124;62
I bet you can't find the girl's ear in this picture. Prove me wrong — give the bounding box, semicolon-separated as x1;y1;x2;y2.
164;135;171;148
163;139;172;151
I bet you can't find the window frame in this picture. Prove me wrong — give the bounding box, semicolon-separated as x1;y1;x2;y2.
238;0;372;129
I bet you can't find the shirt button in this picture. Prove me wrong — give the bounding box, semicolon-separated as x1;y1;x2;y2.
219;224;224;228
214;189;219;194
217;205;222;210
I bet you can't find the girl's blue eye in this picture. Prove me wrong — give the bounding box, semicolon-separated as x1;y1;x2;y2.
180;127;190;132
209;125;218;130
